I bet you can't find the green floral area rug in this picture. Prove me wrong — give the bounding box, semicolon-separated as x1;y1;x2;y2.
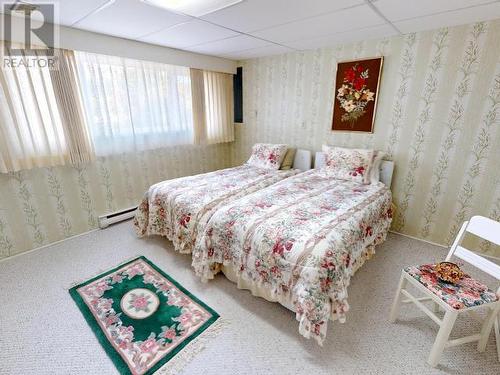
69;256;221;375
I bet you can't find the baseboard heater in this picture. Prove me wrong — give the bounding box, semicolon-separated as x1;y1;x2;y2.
98;206;138;229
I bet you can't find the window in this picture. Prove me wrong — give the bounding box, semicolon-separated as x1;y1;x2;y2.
0;45;233;172
0;48;77;173
75;52;194;156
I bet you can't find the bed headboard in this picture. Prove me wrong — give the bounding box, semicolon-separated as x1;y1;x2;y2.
314;151;395;188
293;149;312;171
379;160;395;188
314;152;326;169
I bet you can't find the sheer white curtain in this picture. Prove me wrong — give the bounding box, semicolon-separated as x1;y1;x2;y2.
190;69;234;145
75;51;194;156
0;45;92;173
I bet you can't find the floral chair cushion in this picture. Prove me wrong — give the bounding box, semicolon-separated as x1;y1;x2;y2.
404;264;498;310
322;145;374;184
247;143;288;170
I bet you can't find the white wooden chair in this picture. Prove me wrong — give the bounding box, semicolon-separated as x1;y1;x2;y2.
389;216;500;367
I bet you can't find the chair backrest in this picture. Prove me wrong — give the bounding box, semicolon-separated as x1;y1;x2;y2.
446;216;500;283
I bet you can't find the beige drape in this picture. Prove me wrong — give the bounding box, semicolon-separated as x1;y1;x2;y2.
50;49;94;165
190;68;234;145
0;44;93;173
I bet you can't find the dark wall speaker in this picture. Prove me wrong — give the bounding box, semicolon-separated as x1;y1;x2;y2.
233;66;243;123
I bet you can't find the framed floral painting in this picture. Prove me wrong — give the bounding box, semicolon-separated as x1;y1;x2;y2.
332;57;383;132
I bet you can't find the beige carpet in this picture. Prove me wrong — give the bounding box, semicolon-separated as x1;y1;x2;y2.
0;221;498;375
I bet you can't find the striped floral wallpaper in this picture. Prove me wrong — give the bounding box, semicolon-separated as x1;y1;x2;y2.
1;20;499;260
232;20;500;257
0;144;232;259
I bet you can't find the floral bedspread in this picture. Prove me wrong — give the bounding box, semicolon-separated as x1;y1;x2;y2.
134;165;298;254
191;169;393;344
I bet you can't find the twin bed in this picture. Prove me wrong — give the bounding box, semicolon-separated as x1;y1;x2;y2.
134;148;310;254
134;144;394;345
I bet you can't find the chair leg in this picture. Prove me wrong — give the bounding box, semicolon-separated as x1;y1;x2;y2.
495;315;500;362
433;302;440;313
427;310;458;367
478;305;500;353
389;272;408;323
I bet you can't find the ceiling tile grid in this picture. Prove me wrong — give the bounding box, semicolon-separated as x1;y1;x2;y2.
140;19;239;49
220;44;294;60
372;0;495;22
0;0;110;25
3;0;500;59
284;24;396;51
72;0;191;39
393;2;500;34
187;34;271;55
250;4;386;44
200;0;365;33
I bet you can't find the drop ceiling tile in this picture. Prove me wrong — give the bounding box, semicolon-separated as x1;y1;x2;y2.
394;2;500;34
140;19;240;49
251;4;385;44
186;35;270;55
58;0;112;26
220;44;294;60
72;0;190;39
285;24;397;51
0;0;111;25
372;0;494;22
202;0;364;33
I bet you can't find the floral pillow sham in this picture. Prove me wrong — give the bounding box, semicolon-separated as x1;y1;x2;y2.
322;145;374;184
247;143;288;170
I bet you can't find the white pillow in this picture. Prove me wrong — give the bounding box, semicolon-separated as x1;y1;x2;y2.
370;151;386;184
247;143;288;170
322;145;374;184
